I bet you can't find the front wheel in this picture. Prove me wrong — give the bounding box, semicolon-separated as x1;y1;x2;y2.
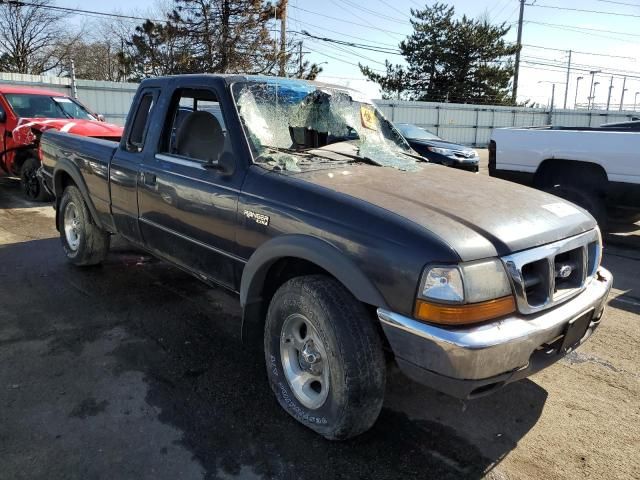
264;275;386;440
20;157;53;202
58;186;110;266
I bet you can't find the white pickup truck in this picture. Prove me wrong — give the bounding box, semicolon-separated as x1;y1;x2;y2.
489;125;640;229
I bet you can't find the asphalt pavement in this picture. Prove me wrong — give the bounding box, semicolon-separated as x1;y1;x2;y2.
0;174;638;480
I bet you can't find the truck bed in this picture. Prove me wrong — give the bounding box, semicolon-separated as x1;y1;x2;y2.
40;130;119;222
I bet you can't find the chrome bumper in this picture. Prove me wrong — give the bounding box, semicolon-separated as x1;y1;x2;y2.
378;267;613;398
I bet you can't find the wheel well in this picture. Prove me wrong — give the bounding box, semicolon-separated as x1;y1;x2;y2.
11;148;37;175
242;257;385;351
54;170;76;197
534;159;608;192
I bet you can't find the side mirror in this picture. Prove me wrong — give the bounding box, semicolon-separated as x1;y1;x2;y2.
97;114;105;122
0;110;6;123
203;151;235;176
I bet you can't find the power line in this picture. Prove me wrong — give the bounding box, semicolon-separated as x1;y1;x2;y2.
304;44;386;72
2;0;166;23
527;3;640;19
289;5;406;36
293;18;401;48
526;20;640;39
336;0;409;24
521;44;636;60
373;0;412;19
593;0;640;7
297;31;400;55
327;0;404;43
304;36;388;67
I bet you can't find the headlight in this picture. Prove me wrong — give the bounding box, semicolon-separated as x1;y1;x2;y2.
416;259;515;325
427;146;455;156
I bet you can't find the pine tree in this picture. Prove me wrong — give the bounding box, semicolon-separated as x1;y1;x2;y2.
360;2;518;104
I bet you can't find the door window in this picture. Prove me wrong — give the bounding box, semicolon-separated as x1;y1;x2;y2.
160;89;227;163
127;92;155;152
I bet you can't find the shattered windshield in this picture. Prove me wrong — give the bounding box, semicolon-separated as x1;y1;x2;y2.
231;78;420;172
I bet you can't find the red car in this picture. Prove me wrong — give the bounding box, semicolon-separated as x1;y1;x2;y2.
0;85;123;200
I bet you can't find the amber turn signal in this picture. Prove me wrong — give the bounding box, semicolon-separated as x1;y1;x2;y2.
414;296;516;325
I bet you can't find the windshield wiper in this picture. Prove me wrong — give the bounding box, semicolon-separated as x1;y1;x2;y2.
313;147;382;166
50;98;73;119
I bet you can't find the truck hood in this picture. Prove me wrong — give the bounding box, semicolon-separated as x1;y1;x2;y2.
12;118;123;145
293;163;596;260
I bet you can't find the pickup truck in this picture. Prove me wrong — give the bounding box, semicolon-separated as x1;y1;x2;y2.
0;85;123;201
39;75;613;440
489;126;640;229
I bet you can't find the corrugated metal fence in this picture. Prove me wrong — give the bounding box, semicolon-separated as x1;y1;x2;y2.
1;73;638;144
0;72;138;125
375;100;640;146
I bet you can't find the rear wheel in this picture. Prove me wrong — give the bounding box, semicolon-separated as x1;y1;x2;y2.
20;157;52;202
58;186;110;266
264;275;386;440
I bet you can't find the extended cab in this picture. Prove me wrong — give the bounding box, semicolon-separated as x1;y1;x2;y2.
0;85;123;200
489;126;640;229
40;75;612;440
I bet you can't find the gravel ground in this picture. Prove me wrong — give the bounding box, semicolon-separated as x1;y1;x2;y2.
0;175;638;480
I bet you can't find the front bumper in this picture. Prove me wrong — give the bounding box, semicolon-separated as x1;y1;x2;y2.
378;267;613;399
447;157;479;172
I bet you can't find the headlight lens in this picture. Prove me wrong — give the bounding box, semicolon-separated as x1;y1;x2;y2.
427;146;455;156
421;267;464;302
416;259;515;325
462;259;513;303
419;259;511;304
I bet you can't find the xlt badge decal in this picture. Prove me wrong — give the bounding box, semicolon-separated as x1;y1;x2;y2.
244;210;270;226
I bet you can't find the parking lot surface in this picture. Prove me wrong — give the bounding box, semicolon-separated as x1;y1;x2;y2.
0;171;639;480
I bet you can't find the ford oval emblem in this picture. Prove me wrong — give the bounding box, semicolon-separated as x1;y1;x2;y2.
558;265;573;278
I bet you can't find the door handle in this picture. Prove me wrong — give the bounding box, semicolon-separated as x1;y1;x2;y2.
141;171;156;186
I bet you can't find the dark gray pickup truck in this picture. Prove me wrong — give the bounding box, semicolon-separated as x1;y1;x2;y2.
39;75;613;440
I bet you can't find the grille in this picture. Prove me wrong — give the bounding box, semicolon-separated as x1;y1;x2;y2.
502;229;601;315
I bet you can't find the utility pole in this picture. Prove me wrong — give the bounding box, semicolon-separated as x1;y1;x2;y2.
70;59;78;99
587;70;600;109
635;92;639;111
606;76;614;110
298;41;303;78
512;0;525;104
563;50;572;109
574;76;583;109
592;82;600;110
619;76;627;111
278;0;288;77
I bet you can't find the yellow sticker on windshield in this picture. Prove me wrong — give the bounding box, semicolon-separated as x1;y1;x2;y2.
360;105;378;131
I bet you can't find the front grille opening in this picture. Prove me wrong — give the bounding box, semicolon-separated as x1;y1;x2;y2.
587;241;598;276
522;259;549;307
554;248;584;295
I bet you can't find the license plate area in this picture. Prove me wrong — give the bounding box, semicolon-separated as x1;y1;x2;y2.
560;309;594;354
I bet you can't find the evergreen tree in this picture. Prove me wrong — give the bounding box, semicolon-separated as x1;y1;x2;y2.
360;3;518;104
121;0;321;79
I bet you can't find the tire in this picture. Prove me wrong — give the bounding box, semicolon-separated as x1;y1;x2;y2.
544;185;608;231
58;186;110;266
264;275;386;440
20;157;53;202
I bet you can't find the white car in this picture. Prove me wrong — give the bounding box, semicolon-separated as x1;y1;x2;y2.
489;126;640;229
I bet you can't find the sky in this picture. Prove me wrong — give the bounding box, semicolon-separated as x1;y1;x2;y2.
56;0;640;110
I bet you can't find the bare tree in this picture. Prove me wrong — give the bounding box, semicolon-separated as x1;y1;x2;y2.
0;0;73;74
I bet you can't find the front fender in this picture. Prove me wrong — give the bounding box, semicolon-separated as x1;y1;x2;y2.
240;234;388;308
239;234;389;344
